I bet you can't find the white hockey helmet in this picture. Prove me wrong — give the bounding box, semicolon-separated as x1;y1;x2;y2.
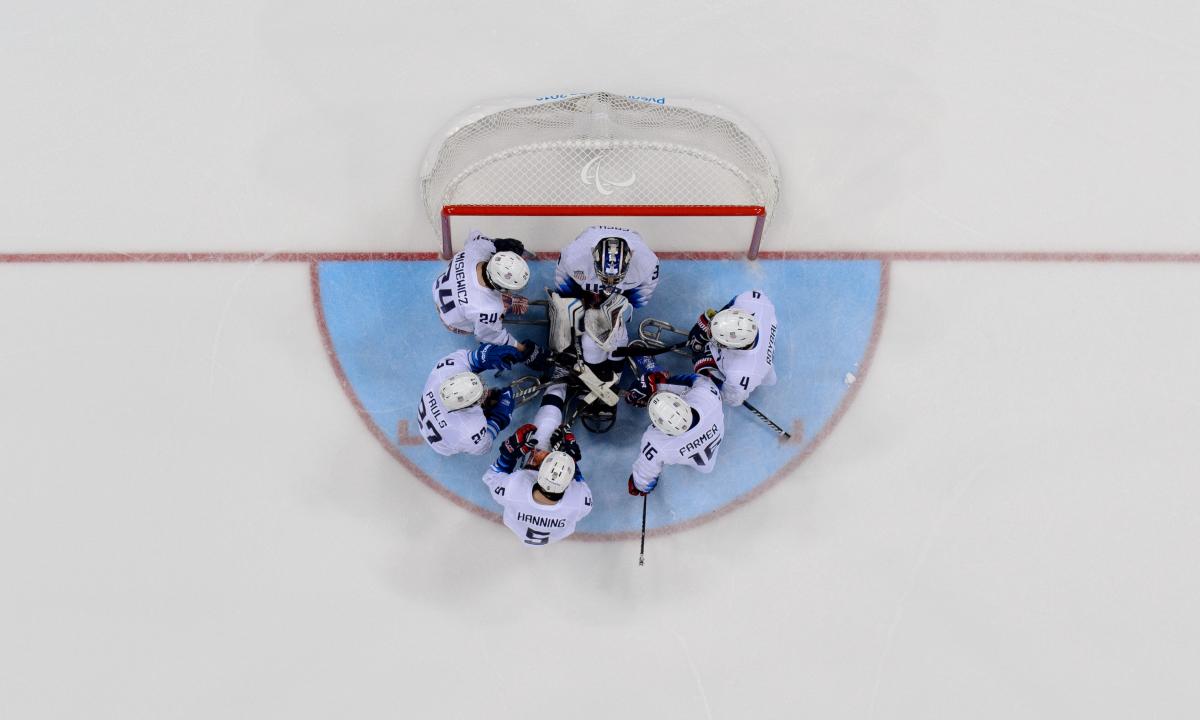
486;251;530;292
710;308;758;349
648;391;693;436
536;450;576;495
438;372;484;411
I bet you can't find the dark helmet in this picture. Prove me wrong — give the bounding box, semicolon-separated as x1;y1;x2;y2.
592;236;632;286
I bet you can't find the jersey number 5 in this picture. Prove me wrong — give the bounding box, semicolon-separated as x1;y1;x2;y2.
524;528;550;546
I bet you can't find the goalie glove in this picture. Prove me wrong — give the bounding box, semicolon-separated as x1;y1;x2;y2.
502;293;530;316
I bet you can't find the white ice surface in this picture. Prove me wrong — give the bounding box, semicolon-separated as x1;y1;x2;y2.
2;2;1200;718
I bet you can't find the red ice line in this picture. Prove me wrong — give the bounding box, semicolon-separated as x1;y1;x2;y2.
4;250;1200;263
10;248;1190;540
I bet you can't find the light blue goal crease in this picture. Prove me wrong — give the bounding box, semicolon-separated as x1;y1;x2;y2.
318;258;882;535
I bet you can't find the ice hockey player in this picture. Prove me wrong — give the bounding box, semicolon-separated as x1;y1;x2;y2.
687;290;778;407
432;231;535;350
416;342;542;456
553;226;661;366
482;423;592;546
623;365;726;496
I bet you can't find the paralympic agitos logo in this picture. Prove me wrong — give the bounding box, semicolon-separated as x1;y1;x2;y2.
580;155;637;195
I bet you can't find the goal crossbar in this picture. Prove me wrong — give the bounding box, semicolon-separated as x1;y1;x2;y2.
440;204;767;260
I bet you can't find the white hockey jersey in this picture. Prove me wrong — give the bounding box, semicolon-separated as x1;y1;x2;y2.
630;375;726;491
432;232;518;347
709;290;779;406
417;349;492;456
481;467;593;546
554;225;660;308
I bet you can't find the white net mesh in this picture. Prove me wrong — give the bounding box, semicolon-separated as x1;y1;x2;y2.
420;92;780;223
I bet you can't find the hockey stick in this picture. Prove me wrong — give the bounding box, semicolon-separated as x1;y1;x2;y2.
611;339;688;358
558;395;584;432
742;400;791;440
638;493;648;567
510;375;550;406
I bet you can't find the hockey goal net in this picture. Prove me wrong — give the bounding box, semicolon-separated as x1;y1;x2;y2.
420;92;781;259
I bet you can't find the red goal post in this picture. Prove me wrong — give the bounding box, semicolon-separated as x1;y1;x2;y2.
422;92;780;260
440;204;767;260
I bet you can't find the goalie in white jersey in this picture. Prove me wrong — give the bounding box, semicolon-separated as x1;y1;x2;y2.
432;231;534;350
553;226;661;365
417;342;541;456
482;423;592;546
687;290;779;407
623;369;726;495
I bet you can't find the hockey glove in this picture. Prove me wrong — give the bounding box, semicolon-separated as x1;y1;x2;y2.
491;238;526;256
550;426;582;462
470;342;524;373
628;474;658;496
624;370;668;407
542;359;575;383
628;351;664;378
693;353;718;377
483;387;515;437
686;310;716;354
502;293;530;316
495;423;537;472
522;341;552;373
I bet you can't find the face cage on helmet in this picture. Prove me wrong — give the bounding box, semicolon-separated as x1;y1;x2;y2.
593;239;629;286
